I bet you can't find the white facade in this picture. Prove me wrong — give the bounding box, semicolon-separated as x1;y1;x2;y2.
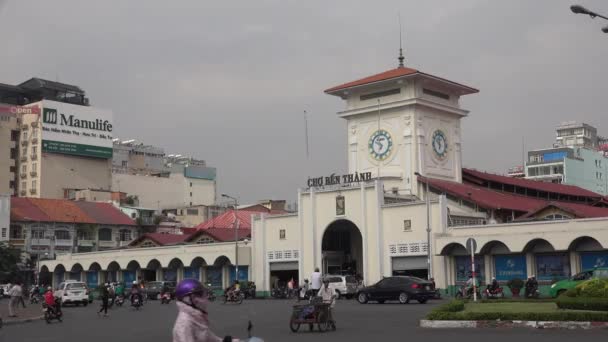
0;194;9;242
112;172;216;210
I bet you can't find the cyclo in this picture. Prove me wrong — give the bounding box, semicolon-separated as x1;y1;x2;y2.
289;297;336;333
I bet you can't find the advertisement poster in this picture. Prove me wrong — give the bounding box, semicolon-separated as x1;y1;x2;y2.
163;269;177;282
581;252;608;270
536;254;570;281
183;267;200;281
122;271;135;285
229;266;249;284
455;256;485;282
494;255;527;281
86;271;98;288
206;267;222;289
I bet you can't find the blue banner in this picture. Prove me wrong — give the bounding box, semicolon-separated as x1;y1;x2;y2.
68;271;81;281
229;266;249;284
206;267;222;289
122;271;135;285
494;255;527;281
454;256;485;282
581;252;608;270
107;271;117;282
184;267;200;281
163;269;177;282
86;271;98;288
536;254;570;281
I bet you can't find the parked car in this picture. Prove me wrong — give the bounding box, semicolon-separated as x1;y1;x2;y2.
144;281;176;300
356;276;434;304
323;275;359;299
54;281;89;306
550;267;608;298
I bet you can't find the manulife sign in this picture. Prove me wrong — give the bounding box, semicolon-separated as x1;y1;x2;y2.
40;100;113;159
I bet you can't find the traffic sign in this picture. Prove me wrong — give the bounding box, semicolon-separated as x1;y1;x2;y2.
466;238;477;254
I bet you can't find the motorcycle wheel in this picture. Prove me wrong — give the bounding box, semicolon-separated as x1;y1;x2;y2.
317;312;329;332
223;295;228;304
57;315;62;322
45;312;51;324
237;294;244;304
455;292;463;299
289;320;300;332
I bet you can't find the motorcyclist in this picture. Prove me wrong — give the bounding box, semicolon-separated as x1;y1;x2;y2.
226;280;240;301
465;275;476;296
44;286;59;315
525;275;538;297
173;278;239;342
130;281;143;305
489;277;499;293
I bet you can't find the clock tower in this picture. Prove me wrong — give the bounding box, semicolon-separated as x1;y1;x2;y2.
325;56;478;197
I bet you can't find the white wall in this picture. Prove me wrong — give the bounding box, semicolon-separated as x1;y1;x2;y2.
40;153;112;199
112;172;216;209
0;194;9;242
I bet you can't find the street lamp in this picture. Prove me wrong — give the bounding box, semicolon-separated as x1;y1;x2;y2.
414;172;432;280
570;4;608;33
221;194;239;283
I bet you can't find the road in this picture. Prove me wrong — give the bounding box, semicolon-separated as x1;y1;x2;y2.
3;298;608;342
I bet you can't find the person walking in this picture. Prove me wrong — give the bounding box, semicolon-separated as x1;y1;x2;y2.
7;282;23;317
311;268;322;292
97;283;110;317
18;285;27;308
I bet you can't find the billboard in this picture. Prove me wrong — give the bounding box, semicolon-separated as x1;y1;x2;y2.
40;100;113;159
494;254;527;281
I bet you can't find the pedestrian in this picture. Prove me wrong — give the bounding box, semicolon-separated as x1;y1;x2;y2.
7;281;23;317
311;267;322;292
97;282;110;317
18;284;27;308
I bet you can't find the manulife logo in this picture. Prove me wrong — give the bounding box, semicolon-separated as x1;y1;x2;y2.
42;107;112;132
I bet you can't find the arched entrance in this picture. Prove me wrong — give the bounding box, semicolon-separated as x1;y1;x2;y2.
321;219;363;276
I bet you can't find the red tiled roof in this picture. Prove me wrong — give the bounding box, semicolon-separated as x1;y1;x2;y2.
195;210;260;230
129;233;191;247
180;227;197;235
463;168;602;199
187;228;251;243
11;197;135;225
324;67;479;94
518;202;608;220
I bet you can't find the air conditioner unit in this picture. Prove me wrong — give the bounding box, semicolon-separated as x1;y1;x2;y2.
31;121;39;128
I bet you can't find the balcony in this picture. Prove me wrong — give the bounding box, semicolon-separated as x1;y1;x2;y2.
20;155;27;162
30;171;37;177
54;239;73;247
31;137;38;144
30;154;37;160
98;240;117;248
29;188;37;194
20;173;27;179
77;240;95;247
21;140;28;146
19;190;26;196
30;238;51;246
21;125;28;130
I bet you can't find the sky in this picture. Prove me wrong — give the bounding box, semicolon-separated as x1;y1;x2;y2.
1;0;608;204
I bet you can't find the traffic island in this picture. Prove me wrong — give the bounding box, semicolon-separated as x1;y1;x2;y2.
421;300;608;330
1;304;44;327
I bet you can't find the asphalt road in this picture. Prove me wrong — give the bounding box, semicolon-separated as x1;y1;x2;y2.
3;298;608;342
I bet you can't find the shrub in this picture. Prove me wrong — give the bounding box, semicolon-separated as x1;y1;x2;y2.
426;311;608;321
507;278;524;290
556;296;608;311
564;287;580;298
426;300;464;318
577;279;608;298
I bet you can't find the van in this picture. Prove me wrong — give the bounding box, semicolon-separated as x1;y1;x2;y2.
323;275;359;299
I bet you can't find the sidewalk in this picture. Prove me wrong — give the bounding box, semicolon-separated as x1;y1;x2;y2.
0;297;43;326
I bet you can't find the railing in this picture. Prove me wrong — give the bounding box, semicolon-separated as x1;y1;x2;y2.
31;137;38;144
30;238;51;246
21;140;28;146
29;188;37;194
20;173;27;179
30;171;37;177
20;155;27;162
54;239;73;247
20;190;26;196
77;240;95;247
98;240;117;248
30;154;37;160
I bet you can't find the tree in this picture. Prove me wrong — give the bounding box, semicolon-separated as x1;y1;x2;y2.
0;242;21;283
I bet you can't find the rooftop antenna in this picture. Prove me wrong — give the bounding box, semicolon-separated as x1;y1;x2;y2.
398;13;405;68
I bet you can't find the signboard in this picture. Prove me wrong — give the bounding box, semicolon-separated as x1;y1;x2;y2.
536;253;570;281
336;195;345;216
307;171;373;188
40;100;113;159
0;105;40;115
494;254;527;281
581;252;608;270
455;256;485;282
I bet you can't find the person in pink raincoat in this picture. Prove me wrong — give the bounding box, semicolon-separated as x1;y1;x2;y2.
173;279;239;342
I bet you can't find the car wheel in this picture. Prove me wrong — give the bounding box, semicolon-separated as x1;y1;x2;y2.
357;292;368;304
83;301;88;307
398;292;410;304
377;300;385;304
557;290;566;297
75;302;80;307
334;290;341;300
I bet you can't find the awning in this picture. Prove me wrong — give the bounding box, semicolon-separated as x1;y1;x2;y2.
392;256;427;271
269;261;298;271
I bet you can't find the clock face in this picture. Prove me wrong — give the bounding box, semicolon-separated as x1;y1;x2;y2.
369;129;393;161
432;130;448;159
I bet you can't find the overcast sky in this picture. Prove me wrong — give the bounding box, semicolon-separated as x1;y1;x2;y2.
2;1;608;204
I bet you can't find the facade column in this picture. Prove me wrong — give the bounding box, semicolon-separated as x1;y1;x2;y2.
99;271;106;285
526;252;535;278
374;180;386;278
297;189;304;288
402;114;413;193
360;182;368;285
157;268;164;281
177;267;184;282
569;251;579;275
484;255;492;284
200;266;206;283
310;188;317;269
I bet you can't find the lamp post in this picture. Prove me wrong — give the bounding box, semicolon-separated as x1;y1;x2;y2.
414;172;432;280
221;194;239;282
571;4;608;33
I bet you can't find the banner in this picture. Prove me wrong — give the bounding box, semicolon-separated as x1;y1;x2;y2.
494;254;527;281
536;253;570;281
163;269;177;282
454;256;485;282
229;266;249;283
183;267;200;281
581;252;608;271
122;271;135;284
86;271;98;288
206;267;222;289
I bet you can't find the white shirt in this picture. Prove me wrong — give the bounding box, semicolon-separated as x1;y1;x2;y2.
317;285;336;308
8;284;22;297
311;272;322;290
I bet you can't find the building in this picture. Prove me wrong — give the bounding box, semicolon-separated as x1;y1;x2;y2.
506;166;525;178
40;54;608;297
111;140;217;210
168;204;227;227
118;206;157;226
0;105;24;195
525;123;608;195
0;194;9;242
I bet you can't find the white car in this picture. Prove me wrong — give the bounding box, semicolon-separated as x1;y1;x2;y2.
323;275;359;299
54;281;89;306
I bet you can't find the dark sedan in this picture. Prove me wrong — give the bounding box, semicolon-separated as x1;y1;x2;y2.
356;276;434;304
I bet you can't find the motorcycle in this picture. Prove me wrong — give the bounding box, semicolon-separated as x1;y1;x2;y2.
115;295;125;307
297;288;313;302
223;290;244;304
483;285;505;299
43;298;63;324
160;292;172;304
525;286;540;299
454;286;481;299
243;282;256;299
271;287;288;299
30;294;41;304
131;296;142;310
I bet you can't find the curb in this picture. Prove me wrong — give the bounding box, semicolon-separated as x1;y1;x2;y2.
420;319;608;330
3;315;43;327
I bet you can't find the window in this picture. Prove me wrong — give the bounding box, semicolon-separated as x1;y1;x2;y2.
32;163;37;171
77;230;92;240
32;128;38;136
131;213;136;218
139;241;157;248
55;230;70;240
31;180;36;189
22;131;27;140
360;88;401;101
422;88;450;100
279;229;286;240
21;147;26;156
196;237;215;244
528;167;538;176
98;228;112;241
403;220;412;231
21;181;26;190
190;192;192;197
1;228;6;238
121;160;128;168
31;229;45;239
119;229;132;241
536;253;570;281
31;146;37;154
449;216;484;227
9;226;23;239
494;255;527;281
21;165;26;173
543;213;570;220
190;182;192;187
186;209;198;215
455;256;486;283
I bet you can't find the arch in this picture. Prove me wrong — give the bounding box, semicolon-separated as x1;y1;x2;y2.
568;236;603;251
479;240;511;255
88;262;102;271
54;264;66;273
213;255;232;266
321;219;363;276
126;260;141;271
40;265;50;273
523;238;555;253
189;256;207;268
107;261;121;271
146;259;162;270
439;242;468;256
167;258;184;269
70;263;84;273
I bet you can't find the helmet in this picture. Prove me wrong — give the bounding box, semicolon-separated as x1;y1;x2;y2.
175;279;206;300
132;281;138;285
47;286;52;291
